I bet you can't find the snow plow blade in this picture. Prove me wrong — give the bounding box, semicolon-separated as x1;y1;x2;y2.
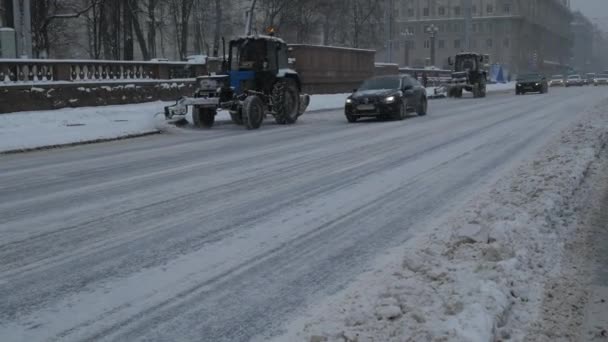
164;97;220;124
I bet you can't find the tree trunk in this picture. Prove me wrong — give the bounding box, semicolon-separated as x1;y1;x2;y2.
123;1;134;60
212;0;222;57
129;0;150;60
146;0;157;58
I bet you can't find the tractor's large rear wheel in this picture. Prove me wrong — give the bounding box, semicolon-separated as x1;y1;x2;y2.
243;95;265;130
273;79;300;125
192;106;216;128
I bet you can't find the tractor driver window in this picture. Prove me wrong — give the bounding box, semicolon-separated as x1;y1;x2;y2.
457;57;476;71
265;43;278;71
237;40;266;70
231;45;240;70
277;45;288;70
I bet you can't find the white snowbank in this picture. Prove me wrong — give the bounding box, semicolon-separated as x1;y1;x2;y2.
0;93;355;152
272;100;608;341
0;102;166;152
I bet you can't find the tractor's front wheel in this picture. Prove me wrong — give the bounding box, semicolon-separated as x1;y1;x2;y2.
273;79;300;125
192;106;216;128
243;95;265;130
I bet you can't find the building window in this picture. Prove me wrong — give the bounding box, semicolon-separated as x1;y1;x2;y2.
504;4;511;14
423;7;429;16
438;23;445;32
454;39;461;49
454;6;461;16
438;40;445;48
487;22;493;32
424;40;430;49
487;4;493;14
472;5;477;14
472;39;477;48
472;23;477;32
486;39;493;48
408;8;414;17
504;38;510;47
438;6;445;16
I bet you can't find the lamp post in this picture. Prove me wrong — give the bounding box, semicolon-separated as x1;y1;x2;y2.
426;24;439;67
401;29;414;66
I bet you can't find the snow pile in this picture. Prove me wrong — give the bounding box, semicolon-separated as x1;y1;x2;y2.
0;102;165;153
274;100;608;342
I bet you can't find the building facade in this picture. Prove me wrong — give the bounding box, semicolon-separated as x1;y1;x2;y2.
392;0;573;74
571;11;594;73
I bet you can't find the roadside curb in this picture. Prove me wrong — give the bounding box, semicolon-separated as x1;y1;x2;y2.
0;131;160;155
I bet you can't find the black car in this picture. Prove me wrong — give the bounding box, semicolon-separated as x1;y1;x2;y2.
516;73;549;95
345;75;428;122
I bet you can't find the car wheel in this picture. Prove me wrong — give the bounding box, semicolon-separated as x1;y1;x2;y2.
345;112;358;123
393;101;406;120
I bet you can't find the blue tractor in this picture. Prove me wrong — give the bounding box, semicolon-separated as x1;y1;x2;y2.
165;35;310;130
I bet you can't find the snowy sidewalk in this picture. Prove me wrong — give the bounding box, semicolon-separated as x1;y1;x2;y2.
0;94;347;153
0;84;514;153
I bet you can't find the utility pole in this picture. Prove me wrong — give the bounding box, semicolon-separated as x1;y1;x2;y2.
463;0;472;50
244;0;257;36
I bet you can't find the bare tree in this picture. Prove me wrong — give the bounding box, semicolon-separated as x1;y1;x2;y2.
169;0;195;60
212;0;222;56
32;0;100;58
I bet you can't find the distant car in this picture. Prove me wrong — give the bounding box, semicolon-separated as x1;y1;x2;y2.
593;73;608;86
549;75;565;87
584;73;596;86
515;73;549;95
566;75;584;87
345;75;427;122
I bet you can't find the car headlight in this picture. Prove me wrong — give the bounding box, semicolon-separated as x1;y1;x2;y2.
346;98;353;104
384;96;396;103
535;83;540;86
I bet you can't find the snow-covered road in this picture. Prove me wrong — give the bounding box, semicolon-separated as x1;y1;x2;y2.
0;87;606;342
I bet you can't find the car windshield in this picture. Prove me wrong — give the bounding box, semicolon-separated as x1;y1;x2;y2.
600;74;608;78
358;77;400;90
551;75;563;80
568;75;580;79
517;74;542;81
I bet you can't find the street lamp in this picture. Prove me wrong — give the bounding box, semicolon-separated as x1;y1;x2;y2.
426;24;439;67
401;29;414;67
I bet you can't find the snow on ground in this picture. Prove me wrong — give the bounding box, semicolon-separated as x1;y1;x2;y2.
0;84;515;153
0;102;165;152
272;99;608;342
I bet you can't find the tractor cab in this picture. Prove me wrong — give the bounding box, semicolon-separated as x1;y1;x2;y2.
227;35;291;94
454;54;481;72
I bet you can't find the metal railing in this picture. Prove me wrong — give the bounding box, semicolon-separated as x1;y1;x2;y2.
0;59;220;85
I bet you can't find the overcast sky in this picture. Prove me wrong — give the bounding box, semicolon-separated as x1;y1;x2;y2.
571;0;608;29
